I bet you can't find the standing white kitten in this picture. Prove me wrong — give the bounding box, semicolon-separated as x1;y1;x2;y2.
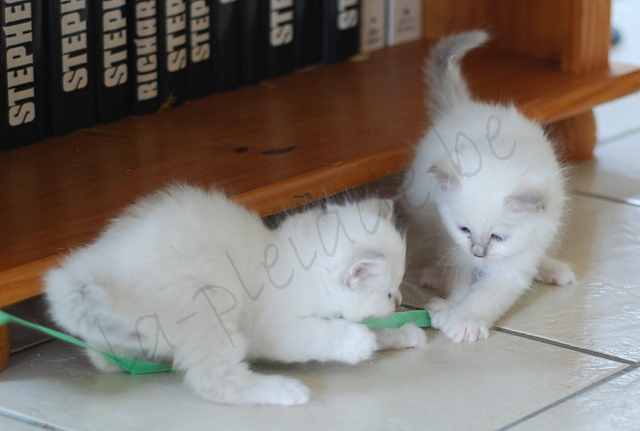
400;31;575;343
45;184;425;406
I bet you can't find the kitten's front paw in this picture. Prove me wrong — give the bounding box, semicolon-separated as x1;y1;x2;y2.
426;299;489;343
242;375;310;406
537;258;576;286
441;319;489;343
374;323;428;350
336;324;377;364
425;297;450;329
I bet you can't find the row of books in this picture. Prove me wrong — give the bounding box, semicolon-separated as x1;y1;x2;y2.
1;0;423;152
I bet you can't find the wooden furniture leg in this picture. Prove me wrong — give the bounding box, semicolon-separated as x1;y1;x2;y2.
548;110;598;161
0;324;9;372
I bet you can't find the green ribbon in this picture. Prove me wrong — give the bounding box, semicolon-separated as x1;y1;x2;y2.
0;311;172;375
0;309;430;375
361;309;431;329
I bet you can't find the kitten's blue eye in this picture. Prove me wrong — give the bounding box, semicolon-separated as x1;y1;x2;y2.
491;233;505;242
459;226;471;234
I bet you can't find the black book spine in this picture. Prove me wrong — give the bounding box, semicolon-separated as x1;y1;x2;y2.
95;0;129;123
266;0;294;78
212;0;242;92
187;0;213;99
0;0;47;150
237;0;266;87
156;0;188;108
128;0;161;115
322;0;360;64
45;0;96;136
293;0;321;70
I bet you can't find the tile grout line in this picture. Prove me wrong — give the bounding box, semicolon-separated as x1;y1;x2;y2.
496;363;640;431
595;125;640;146
9;338;55;357
0;409;74;431
569;190;640;208
406;309;636;366
493;327;636;365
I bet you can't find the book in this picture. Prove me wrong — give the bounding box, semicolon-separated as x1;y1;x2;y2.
266;0;295;78
156;0;189;108
360;0;385;53
322;0;361;63
95;0;130;123
45;0;96;136
386;0;423;47
0;0;47;150
128;0;161;115
237;0;266;86
211;0;242;91
293;0;321;70
187;0;214;99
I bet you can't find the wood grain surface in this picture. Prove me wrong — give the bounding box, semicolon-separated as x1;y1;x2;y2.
1;38;640;308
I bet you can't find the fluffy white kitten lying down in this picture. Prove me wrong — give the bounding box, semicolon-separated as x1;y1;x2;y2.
45;184;426;405
401;31;575;343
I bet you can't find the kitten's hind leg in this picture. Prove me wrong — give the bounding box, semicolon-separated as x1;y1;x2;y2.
174;321;309;406
85;348;126;373
187;361;310;406
536;257;576;285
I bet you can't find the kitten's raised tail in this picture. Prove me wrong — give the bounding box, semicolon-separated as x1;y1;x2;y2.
425;30;489;117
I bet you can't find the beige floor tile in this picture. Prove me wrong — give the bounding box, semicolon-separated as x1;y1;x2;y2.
512;366;640;431
499;195;640;362
568;131;640;205
593;94;640;145
0;332;624;431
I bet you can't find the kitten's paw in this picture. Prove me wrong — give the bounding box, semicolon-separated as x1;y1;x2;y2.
374;323;428;350
335;324;377;364
441;319;489;343
537;258;576;286
194;370;310;406
240;375;310;406
425;297;450;329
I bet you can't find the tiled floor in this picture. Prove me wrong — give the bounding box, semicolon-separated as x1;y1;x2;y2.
2;4;640;431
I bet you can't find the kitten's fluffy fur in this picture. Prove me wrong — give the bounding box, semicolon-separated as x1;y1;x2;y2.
400;31;575;343
45;184;425;405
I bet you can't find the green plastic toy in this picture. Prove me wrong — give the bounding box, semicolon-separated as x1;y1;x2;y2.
0;309;431;375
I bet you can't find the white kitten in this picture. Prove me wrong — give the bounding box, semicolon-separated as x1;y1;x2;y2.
400;31;575;343
45;184;425;406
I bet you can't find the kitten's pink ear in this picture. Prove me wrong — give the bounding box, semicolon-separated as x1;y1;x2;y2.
428;160;460;189
343;254;387;290
506;192;546;212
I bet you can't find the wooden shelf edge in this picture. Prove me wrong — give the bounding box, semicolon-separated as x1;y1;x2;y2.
0;142;415;307
521;63;640;124
0;255;60;308
234;141;415;216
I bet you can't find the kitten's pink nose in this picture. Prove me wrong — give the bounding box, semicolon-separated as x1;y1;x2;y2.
472;244;486;258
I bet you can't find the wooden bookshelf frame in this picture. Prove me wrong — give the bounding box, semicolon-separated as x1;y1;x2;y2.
1;0;639;369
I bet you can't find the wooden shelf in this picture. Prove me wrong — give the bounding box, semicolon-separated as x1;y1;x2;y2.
1;38;640;309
